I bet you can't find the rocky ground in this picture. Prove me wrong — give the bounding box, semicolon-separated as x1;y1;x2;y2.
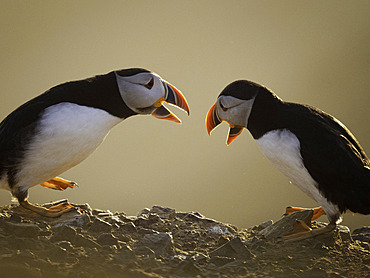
0;201;369;278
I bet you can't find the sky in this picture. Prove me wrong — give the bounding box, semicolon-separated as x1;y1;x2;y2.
0;0;369;230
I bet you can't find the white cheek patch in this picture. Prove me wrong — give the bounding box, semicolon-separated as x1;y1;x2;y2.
115;73;164;110
256;129;340;220
15;103;122;188
219;95;245;109
217;96;255;127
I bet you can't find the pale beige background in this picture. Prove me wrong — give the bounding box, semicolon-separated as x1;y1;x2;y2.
1;1;369;230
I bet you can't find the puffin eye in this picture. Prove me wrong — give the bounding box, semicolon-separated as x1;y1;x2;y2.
220;101;228;111
144;78;154;89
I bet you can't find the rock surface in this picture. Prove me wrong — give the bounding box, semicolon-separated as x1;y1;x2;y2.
0;201;369;277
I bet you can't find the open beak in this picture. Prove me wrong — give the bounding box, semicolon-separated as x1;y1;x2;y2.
206;104;244;145
226;126;244;145
206;104;221;135
152;81;190;124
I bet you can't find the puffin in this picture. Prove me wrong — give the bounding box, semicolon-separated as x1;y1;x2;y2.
206;80;370;240
0;68;189;217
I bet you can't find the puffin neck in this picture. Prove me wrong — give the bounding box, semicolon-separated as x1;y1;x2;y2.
90;71;137;119
247;89;283;139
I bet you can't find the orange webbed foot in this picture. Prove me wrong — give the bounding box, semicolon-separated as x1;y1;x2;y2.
282;220;336;242
19;199;77;218
282;206;335;242
284;206;326;221
40;177;77;191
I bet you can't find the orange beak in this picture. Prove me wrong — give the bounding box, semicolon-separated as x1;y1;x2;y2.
206;103;244;145
206;104;221;135
152;81;190;124
226;126;244;145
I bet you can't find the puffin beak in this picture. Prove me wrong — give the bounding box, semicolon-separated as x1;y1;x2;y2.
152;81;190;124
206;103;244;145
227;125;244;145
206;104;221;135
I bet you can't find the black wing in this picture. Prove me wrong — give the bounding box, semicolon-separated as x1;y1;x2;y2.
0;96;52;187
0;78;96;181
283;103;370;214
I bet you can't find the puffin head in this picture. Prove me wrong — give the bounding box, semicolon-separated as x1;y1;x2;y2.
206;80;264;145
115;68;189;123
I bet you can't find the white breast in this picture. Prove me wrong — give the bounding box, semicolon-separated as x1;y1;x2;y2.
15;103;122;189
255;129;340;220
